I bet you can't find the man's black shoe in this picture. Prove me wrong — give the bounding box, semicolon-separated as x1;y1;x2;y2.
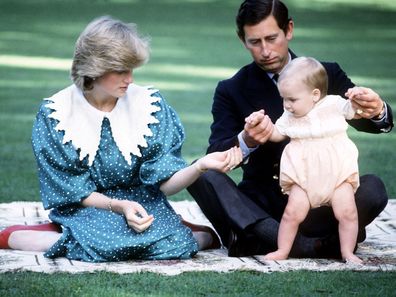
227;230;266;257
227;230;243;257
315;234;342;259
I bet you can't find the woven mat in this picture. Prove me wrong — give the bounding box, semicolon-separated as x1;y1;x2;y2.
0;200;395;275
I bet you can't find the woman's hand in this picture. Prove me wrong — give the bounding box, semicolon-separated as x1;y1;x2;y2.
195;146;243;173
81;192;154;233
159;147;243;196
119;200;154;233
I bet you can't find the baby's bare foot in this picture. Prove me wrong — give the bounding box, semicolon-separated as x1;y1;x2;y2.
263;250;288;260
344;254;363;265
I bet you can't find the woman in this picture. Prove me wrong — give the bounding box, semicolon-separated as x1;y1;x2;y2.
0;16;242;262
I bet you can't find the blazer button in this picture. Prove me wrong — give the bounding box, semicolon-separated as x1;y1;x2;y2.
273;174;279;180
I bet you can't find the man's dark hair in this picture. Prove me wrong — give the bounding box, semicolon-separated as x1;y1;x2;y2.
236;0;291;40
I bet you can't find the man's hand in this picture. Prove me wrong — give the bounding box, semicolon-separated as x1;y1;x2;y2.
345;86;384;119
242;109;274;147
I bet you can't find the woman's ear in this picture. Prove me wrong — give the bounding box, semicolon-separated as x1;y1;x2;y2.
312;88;321;102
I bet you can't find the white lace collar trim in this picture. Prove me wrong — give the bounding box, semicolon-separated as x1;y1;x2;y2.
45;84;161;166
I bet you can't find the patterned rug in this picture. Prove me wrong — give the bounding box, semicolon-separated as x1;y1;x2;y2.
1;200;395;275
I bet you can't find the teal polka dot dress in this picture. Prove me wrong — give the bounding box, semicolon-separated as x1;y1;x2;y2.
31;84;198;262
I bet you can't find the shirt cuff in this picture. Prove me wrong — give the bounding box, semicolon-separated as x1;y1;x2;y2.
371;103;387;121
371;104;392;132
238;131;259;159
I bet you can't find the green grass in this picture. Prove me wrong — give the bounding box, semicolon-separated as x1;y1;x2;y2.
1;271;396;297
0;0;395;295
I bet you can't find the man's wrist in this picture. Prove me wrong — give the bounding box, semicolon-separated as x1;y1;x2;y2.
241;131;257;148
374;102;386;120
238;131;258;159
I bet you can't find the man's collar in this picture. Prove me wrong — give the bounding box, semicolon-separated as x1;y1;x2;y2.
267;51;293;80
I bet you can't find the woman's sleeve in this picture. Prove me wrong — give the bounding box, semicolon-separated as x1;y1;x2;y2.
138;93;187;186
32;102;97;210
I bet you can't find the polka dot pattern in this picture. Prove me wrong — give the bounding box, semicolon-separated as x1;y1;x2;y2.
31;92;198;262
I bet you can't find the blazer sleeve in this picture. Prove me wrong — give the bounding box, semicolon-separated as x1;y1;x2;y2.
207;80;242;153
325;62;393;133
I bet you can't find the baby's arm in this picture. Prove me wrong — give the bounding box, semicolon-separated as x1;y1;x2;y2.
269;125;287;142
336;96;358;120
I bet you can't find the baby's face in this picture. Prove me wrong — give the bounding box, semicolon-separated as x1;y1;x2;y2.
278;79;317;117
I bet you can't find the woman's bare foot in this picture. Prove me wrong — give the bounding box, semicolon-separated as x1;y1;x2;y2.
193;231;213;250
180;218;221;250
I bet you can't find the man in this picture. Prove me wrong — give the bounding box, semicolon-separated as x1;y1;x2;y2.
188;0;393;258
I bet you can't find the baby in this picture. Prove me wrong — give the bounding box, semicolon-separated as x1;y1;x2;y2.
250;57;363;264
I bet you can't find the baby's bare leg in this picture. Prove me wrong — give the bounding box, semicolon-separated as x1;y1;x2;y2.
331;183;362;264
264;185;310;260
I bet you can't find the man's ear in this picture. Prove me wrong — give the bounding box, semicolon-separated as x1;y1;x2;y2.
312;88;321;102
285;19;294;41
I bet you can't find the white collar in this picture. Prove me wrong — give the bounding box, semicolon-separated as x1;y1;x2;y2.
45;84;161;166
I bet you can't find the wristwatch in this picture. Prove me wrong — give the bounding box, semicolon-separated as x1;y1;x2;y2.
375;102;386;120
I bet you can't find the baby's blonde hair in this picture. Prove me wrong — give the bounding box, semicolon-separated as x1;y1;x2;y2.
71;16;150;90
278;57;328;98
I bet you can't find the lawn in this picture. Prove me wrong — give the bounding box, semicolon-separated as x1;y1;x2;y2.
0;0;395;296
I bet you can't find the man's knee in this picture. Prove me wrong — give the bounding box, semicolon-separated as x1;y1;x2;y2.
187;170;235;205
189;169;236;192
357;174;388;211
203;169;235;184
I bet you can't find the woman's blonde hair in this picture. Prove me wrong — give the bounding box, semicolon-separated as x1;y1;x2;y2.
71;16;150;90
278;56;328;98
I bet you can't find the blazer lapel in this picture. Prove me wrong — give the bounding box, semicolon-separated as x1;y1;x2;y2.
244;63;283;120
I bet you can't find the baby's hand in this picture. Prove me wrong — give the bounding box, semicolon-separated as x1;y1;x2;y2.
245;109;265;127
243;109;273;146
345;86;365;100
345;86;384;119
